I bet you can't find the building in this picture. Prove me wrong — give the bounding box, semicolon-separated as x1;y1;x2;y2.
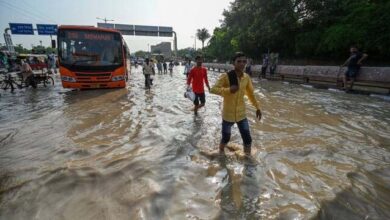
151;42;172;58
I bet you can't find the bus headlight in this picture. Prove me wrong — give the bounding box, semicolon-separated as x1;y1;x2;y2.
61;76;76;82
112;75;124;81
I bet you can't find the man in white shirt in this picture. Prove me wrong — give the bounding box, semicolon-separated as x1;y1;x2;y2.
142;58;155;89
184;59;193;79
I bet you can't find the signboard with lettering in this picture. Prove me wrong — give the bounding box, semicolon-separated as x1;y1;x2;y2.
115;24;134;31
115;24;134;35
159;26;173;37
65;31;114;41
134;25;158;36
36;24;58;35
96;23;173;37
97;23;115;29
9;23;34;35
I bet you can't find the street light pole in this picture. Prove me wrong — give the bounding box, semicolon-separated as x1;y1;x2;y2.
194;36;196;51
191;36;196;51
96;17;114;23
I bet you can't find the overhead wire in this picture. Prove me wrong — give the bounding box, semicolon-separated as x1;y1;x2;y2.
0;2;44;23
19;0;57;23
0;0;56;23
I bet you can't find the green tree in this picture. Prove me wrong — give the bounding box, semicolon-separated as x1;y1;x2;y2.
177;47;196;59
205;0;390;63
196;28;211;51
134;50;149;58
14;44;31;54
204;27;237;62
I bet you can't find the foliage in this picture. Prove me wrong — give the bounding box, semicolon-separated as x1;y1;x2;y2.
206;0;390;63
196;28;211;50
133;50;150;58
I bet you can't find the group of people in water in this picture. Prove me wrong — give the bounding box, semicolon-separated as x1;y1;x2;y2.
142;52;262;156
141;46;367;155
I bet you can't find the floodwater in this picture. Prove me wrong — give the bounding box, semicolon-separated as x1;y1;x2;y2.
0;66;389;220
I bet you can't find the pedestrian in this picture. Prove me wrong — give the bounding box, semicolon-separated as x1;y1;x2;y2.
261;53;269;78
210;52;262;155
143;58;155;89
163;62;167;74
269;52;278;75
187;55;210;115
48;52;57;74
245;59;252;76
168;61;174;75
157;61;163;74
341;45;368;91
184;59;193;79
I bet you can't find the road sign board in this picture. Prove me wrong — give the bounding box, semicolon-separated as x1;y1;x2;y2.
9;23;34;35
115;24;134;31
114;24;134;35
134;25;158;36
159;32;173;37
159;26;173;32
135;25;158;32
97;23;115;29
97;23;173;37
159;26;173;37
36;24;58;35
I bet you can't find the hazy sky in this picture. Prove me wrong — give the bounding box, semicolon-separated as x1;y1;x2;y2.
0;0;232;52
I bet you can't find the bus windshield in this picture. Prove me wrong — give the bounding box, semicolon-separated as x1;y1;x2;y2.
58;29;123;67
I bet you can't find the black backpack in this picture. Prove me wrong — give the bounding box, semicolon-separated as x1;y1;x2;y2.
227;70;239;89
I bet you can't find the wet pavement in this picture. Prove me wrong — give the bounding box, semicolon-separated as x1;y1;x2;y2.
0;66;389;219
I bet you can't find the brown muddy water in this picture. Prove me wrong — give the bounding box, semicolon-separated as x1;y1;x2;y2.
0;66;389;220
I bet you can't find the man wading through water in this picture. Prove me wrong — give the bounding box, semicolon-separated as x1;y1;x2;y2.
187;55;210;115
143;58;155;89
210;52;262;155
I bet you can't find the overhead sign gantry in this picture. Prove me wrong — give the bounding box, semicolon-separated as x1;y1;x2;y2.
97;23;177;55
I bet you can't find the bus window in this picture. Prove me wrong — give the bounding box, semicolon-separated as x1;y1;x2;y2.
58;29;123;67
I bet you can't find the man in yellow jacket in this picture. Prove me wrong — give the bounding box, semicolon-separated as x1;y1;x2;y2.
210;52;262;155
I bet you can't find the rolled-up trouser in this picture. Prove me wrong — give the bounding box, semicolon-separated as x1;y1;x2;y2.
220;118;252;149
144;74;151;88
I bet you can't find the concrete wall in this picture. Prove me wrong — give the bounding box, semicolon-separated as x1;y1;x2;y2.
204;63;390;93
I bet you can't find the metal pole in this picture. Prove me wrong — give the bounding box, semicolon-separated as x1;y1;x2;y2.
96;17;114;23
194;35;196;51
173;31;177;57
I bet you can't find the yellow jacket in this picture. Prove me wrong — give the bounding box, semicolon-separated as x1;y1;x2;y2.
211;72;260;122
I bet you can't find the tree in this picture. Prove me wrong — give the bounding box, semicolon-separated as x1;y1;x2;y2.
206;0;390;63
177;47;196;59
14;44;31;54
134;50;149;58
196;28;211;51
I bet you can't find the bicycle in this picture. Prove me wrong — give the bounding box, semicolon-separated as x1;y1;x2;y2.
0;72;22;91
33;70;55;87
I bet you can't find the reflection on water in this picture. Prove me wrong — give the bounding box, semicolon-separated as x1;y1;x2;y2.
1;66;389;219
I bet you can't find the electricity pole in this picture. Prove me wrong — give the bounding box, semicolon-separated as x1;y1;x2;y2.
96;17;114;23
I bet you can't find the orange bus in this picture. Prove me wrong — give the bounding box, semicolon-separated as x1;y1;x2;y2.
57;25;130;89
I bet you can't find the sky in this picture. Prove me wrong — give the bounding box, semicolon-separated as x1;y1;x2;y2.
0;0;232;52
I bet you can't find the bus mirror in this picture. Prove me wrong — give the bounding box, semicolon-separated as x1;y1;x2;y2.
51;40;56;48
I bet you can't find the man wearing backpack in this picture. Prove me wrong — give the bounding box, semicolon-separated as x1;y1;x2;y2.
210;52;262;155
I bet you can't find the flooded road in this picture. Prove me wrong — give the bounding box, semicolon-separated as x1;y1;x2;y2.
1;66;389;220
